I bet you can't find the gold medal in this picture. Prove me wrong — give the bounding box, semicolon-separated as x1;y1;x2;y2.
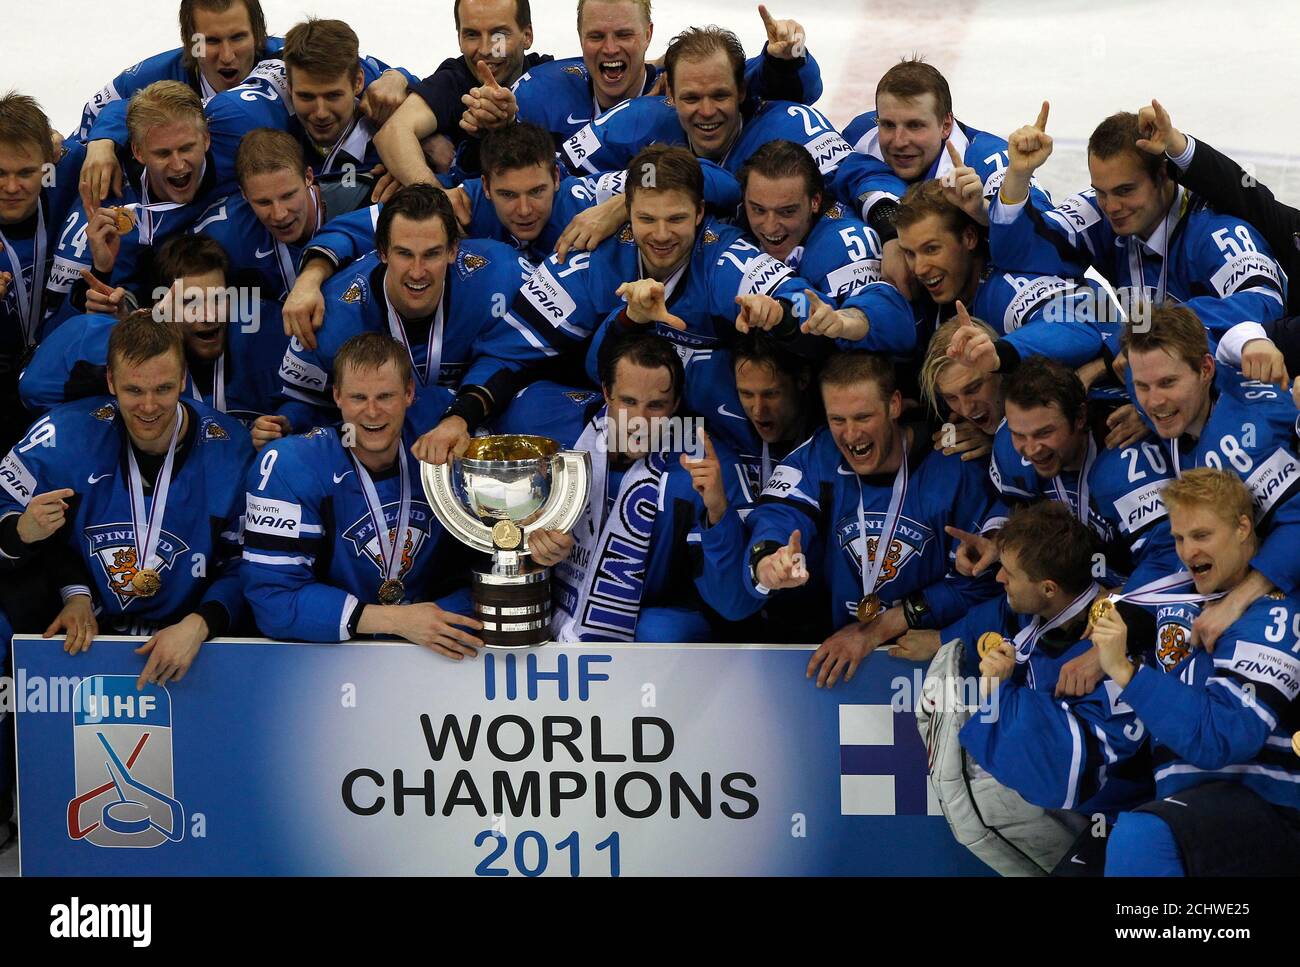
977;631;1004;659
1292;731;1300;758
857;593;882;625
111;206;136;235
378;579;405;605
132;568;162;597
1089;597;1115;627
492;519;522;551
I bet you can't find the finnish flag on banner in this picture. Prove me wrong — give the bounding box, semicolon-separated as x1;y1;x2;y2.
838;705;942;816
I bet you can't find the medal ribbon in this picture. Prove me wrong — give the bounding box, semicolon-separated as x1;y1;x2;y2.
189;353;226;412
855;441;909;598
0;200;47;348
1100;569;1227;608
1013;582;1099;663
135;166;196;245
348;446;412;587
126;403;184;573
386;293;444;388
1051;435;1096;526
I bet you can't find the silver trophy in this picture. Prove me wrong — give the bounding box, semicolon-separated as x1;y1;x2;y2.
420;435;590;647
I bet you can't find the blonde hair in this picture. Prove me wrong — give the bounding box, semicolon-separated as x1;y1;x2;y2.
1163;467;1255;530
919;313;999;414
126;81;206;149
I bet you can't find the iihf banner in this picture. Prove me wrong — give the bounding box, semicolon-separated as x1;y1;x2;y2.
12;636;989;876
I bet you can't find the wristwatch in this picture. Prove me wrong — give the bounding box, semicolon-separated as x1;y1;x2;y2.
902;592;931;629
748;540;782;589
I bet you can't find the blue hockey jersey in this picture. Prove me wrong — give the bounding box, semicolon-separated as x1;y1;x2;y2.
513;48;824;144
85;58;413;197
835;115;1052;222
1121;592;1300;811
189;177;374;300
277;244;533;432
559;97;853;194
0;140;86;355
494;380;751;641
18;303;287;427
75;37;288;140
954;594;1153;815
988;422;1177;579
0;397;251;630
733;423;999;631
989;185;1288;346
1135;366;1300;594
241;425;455;641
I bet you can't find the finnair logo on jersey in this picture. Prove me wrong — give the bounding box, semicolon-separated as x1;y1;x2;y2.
838;704;940;816
68;676;185;849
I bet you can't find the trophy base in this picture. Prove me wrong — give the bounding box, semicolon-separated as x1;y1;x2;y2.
472;569;552;648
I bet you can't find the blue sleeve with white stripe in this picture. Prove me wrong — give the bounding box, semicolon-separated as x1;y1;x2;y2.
988;191;1097;280
303;204;379;270
241;436;357;642
961;676;1145;810
836;282;918;355
1178;213;1287;341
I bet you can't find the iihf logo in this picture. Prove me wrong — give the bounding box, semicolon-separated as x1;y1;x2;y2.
67;676;185;848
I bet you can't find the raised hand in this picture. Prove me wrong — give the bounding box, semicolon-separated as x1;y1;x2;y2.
755;528;808;590
617;278;687;329
460;58;517;134
945;300;998;372
679;428;727;525
941;141;989;224
17;487;75;544
1103;403;1151;449
1135;98;1187;158
734;293;785;333
944;524;999;577
251;414;291;451
799;289;868;340
1007;100;1053;176
758;4;806;59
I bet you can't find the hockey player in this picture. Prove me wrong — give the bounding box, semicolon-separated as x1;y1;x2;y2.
738;139;884;299
371;0;552;190
1094;469;1300;875
76;0;283;140
731;333;816;493
21;236;286;428
189;128;373;305
0;311;252;686
243;332;481;655
557;26;852;193
51;82;223;324
495;331;749;642
417;146;865;463
918;313;1004;464
0;94;85;451
986;356;1176;582
495;3;822;146
277;184;531;438
893;180;1108;369
991;106;1288;350
1124;305;1300;646
80;30;413;217
834;60;1051;237
954;503;1153;838
730;351;999;686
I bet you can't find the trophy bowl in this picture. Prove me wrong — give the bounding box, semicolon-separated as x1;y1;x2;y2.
454;435;558;524
420;434;590;649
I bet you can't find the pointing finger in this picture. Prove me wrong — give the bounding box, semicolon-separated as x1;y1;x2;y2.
945;141;963;167
758;4;778;37
1034;100;1050;132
